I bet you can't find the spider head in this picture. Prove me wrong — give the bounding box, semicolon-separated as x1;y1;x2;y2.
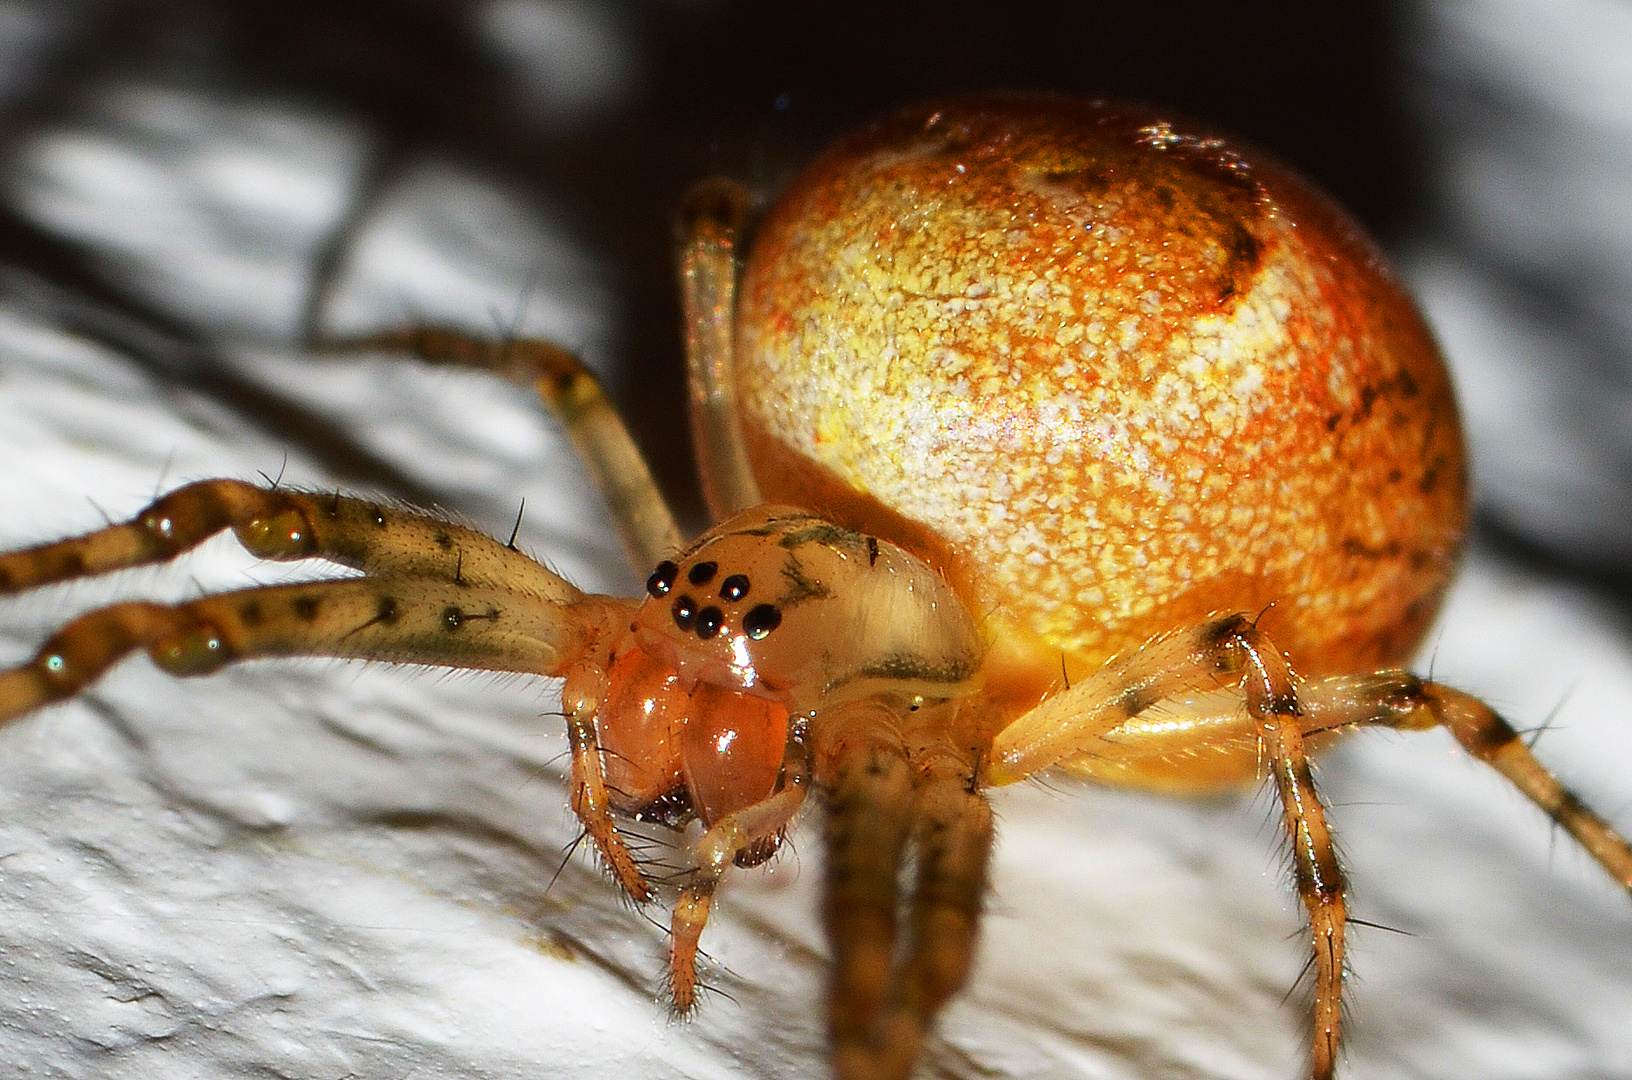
631;506;983;713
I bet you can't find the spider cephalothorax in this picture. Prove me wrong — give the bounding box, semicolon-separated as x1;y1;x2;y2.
632;507;982;708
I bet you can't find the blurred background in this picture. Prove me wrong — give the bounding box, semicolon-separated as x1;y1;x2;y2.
0;2;1628;1079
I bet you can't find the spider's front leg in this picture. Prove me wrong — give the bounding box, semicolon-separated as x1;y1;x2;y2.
0;572;614;721
0;483;620;717
0;479;672;901
0;480;579;601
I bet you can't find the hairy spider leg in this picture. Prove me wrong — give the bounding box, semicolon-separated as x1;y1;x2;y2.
987;612;1632;1079
0;481;577;600
986;617;1632;894
0;479;661;900
0;577;598;715
1297;673;1632;890
0;483;618;707
986;615;1345;1075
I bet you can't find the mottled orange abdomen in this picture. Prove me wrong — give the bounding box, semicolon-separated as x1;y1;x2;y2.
733;95;1467;701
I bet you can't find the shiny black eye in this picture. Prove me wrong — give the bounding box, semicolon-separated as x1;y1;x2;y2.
743;604;781;640
695;606;724;640
646;561;678;598
720;574;750;602
671;595;697;630
687;561;718;585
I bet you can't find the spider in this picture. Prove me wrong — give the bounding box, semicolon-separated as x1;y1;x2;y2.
1;94;1629;1080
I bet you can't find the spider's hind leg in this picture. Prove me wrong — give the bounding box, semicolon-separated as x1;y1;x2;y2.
1301;672;1632;892
989;614;1350;1080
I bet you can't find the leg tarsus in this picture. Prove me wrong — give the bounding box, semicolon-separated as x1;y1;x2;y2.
1428;682;1632;890
668;882;712;1013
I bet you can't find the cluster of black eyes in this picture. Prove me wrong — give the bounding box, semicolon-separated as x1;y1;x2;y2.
645;559;782;641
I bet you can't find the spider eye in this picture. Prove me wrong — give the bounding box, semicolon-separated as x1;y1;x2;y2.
646;561;679;597
672;595;697;630
743;604;782;640
695;606;725;639
687;561;718;585
720;574;750;601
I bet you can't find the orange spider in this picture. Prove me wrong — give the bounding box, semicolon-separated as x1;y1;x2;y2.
0;94;1628;1080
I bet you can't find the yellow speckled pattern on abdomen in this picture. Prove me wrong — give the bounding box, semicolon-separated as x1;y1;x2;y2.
733;96;1466;701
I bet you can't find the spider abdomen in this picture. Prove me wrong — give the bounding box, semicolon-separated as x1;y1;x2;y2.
733;95;1468;700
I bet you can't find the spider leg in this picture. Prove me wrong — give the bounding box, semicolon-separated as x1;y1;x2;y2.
0;478;659;900
1213;619;1345;1080
0;576;617;723
815;699;915;1080
318;330;682;571
990;612;1632;1077
871;724;994;1080
560;697;657;904
0;481;577;600
1299;672;1632;892
814;699;993;1080
669;721;813;1013
989;614;1348;1079
677;178;762;518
